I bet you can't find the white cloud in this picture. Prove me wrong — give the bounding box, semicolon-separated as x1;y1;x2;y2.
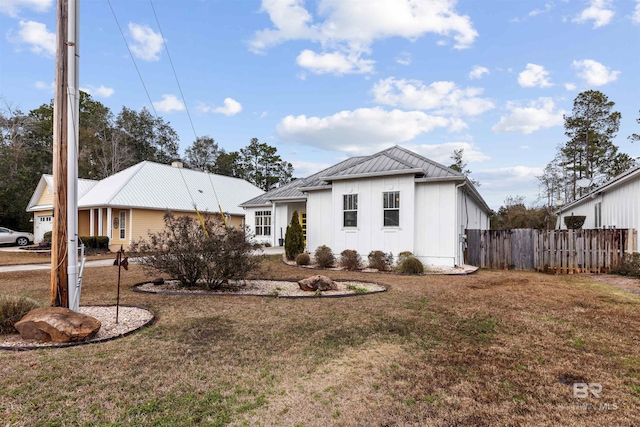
372;78;495;117
0;0;51;18
80;85;115;98
277;107;454;154
213;98;242;116
468;65;489;80
296;49;374;75
564;82;577;91
529;2;553;17
491;98;565;134
573;0;614;28
633;0;640;23
396;52;412;66
291;160;334;177
14;20;55;56
475;166;545;208
152;94;185;113
250;0;478;73
572;59;620;86
128;23;164;61
517;63;552;88
403;141;490;164
35;80;53;90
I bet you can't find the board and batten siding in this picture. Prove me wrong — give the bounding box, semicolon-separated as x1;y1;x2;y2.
244;207;272;245
328;175;415;259
558;176;640;232
307;189;333;252
414;181;457;266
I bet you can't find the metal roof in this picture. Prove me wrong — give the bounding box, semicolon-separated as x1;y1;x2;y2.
240;145;467;207
77;161;264;216
27;175;99;211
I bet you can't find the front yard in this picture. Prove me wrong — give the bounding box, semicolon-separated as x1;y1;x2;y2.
1;255;639;426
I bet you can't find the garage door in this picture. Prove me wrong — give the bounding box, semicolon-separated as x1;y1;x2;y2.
36;215;53;242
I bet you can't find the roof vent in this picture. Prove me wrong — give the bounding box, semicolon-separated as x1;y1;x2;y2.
171;161;183;168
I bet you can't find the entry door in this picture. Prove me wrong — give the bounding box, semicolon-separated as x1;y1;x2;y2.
300;212;307;246
36;215;53;242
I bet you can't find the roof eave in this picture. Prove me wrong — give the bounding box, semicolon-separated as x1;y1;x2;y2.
321;168;426;181
298;185;331;192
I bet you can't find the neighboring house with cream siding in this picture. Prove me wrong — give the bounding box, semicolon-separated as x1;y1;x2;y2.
241;146;491;267
27;161;264;251
555;165;640;235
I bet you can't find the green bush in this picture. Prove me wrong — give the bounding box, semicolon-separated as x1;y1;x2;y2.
96;236;110;249
564;216;586;229
314;245;335;268
0;295;40;334
368;250;394;271
284;211;305;261
612;252;640;277
398;251;413;263
396;256;424;275
295;253;310;266
42;231;52;243
339;249;362;271
130;212;261;290
80;236;97;249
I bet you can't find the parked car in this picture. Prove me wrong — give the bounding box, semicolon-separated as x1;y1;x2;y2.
0;227;35;246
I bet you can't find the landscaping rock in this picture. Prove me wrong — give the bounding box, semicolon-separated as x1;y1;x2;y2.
15;307;101;343
152;277;165;286
298;275;337;292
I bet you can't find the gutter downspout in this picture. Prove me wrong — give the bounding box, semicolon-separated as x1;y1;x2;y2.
455;181;466;266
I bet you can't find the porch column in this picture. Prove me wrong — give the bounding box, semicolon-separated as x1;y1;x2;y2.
107;208;112;240
272;201;277;247
129;208;133;244
89;208;95;236
98;208;103;236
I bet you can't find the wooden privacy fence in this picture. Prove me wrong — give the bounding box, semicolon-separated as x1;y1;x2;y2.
465;228;635;274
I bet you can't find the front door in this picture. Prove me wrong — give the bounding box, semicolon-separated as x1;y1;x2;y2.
300;212;307;247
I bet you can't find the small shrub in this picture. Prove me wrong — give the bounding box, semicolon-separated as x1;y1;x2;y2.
284;211;305;260
398;251;413;264
396;256;424;275
314;245;335;268
368;250;394;271
564;216;586;229
314;289;322;296
80;236;97;249
296;253;310;266
42;231;52;243
96;236;109;249
0;295;40;334
612;252;640;277
340;249;362;271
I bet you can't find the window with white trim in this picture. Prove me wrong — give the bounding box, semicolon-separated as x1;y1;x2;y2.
255;210;271;236
119;211;126;239
343;194;358;227
383;191;400;227
594;202;602;228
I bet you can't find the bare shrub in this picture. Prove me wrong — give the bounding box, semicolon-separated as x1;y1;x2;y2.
0;295;40;334
367;250;394;271
295;253;310;266
314;245;335;268
340;249;362;271
612;252;640;277
396;256;424;275
129;212;261;289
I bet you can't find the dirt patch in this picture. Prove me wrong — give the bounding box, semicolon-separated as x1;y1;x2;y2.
587;274;640;296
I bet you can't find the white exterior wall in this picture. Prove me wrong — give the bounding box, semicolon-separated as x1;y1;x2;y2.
414;182;457;266
558;176;640;232
457;187;490;266
328;175;415;259
307;189;333;252
243;207;272;245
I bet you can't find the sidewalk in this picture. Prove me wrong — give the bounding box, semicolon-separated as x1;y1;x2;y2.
0;246;284;273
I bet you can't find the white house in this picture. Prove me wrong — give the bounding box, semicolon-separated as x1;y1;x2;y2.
555;164;640;233
240;146;491;267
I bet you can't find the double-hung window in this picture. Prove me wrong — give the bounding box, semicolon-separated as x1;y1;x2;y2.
119;211;126;239
383;191;400;227
255;211;271;236
343;194;358;227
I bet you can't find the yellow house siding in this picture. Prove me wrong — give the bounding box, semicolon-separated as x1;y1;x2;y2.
78;210;90;236
37;184;54;206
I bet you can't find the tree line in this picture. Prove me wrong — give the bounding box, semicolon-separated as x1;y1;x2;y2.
0;92;292;231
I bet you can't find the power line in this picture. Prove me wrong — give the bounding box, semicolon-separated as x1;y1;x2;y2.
106;0;158;118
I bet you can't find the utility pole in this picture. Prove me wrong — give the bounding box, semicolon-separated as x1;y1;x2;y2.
51;0;80;309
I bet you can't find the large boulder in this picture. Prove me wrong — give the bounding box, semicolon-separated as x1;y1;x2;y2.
298;275;338;292
15;307;101;343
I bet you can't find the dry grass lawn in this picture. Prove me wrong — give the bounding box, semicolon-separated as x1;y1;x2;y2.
0;250;114;266
1;255;639;426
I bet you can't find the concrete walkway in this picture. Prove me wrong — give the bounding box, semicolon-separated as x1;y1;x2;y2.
0;246;284;273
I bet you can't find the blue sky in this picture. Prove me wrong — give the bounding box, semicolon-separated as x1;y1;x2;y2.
1;0;639;209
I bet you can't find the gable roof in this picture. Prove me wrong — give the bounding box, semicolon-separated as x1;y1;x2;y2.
556;163;640;214
240;145;490;213
27;175;99;211
28;162;264;216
